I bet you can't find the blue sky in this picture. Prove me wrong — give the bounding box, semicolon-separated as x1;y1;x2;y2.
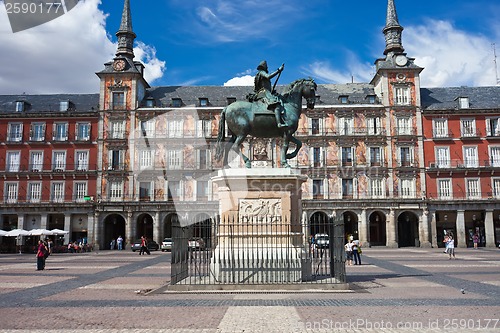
1;0;500;94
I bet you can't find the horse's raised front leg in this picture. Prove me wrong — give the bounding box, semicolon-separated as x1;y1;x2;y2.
233;135;251;168
285;135;302;160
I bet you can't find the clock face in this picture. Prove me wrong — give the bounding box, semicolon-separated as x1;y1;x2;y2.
113;59;126;71
395;55;408;67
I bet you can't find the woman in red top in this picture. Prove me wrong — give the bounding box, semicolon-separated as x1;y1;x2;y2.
36;240;47;270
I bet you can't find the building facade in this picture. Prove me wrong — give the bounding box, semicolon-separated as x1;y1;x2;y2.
1;0;499;250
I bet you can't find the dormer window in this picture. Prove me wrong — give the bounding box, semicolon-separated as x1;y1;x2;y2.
315;96;321;104
199;98;209;107
339;95;349;104
145;98;155;108
227;97;236;105
60;100;70;112
458;97;470;109
367;95;376;104
172;98;182;108
15;101;25;112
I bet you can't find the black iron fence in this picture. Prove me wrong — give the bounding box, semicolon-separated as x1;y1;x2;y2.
171;215;345;287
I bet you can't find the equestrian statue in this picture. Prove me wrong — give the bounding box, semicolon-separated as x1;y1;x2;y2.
215;61;317;168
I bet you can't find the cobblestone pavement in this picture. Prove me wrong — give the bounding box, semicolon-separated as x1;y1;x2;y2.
0;247;499;332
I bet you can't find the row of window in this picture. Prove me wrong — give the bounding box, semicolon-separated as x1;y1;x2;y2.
432;117;500;138
5;122;91;143
432;146;500;168
3;150;90;172
434;178;500;200
4;181;88;204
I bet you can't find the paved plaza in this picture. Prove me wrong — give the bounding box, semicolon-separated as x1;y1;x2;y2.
0;247;499;332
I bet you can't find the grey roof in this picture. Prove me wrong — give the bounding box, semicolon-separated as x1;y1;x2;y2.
0;94;99;113
421;86;500;111
145;83;380;108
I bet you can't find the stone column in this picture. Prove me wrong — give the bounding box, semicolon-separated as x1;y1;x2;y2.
154;211;161;244
64;214;71;244
87;213;95;247
386;209;397;247
358;210;369;247
456;210;466;248
92;211;100;250
430;211;438;248
40;214;48;230
17;214;25;229
419;210;431;248
126;211;134;248
484;210;495;248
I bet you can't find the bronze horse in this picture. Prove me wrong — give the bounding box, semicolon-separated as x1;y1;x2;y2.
215;78;317;168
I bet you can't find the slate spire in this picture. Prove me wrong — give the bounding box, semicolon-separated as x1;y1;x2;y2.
116;0;136;59
383;0;404;55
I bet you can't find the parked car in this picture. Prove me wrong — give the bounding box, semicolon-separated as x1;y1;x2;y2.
131;239;159;252
161;238;172;252
314;233;330;249
188;237;205;250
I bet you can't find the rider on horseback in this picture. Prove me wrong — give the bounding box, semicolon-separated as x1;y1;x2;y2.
252;60;288;128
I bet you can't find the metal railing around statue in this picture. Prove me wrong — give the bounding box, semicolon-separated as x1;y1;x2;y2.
170;214;345;287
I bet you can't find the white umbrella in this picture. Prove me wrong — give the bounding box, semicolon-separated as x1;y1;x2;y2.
50;229;69;235
0;230;8;236
28;229;54;236
5;229;30;237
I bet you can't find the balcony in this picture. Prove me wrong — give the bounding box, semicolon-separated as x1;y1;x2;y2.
460;128;481;140
432;131;454;140
428;159;500;169
427;191;500;201
0;164;98;174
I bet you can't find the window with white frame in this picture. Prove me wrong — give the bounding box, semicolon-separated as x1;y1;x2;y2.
74;182;87;202
464;146;478;167
369;147;382;166
400;178;415;198
6;151;20;172
139;149;154;170
53;122;68;141
486;118;500;137
397;117;412;135
139;181;153;201
438;179;452;199
394;86;410;105
167;150;183;169
167;180;181;200
5;183;18;203
30;151;43;172
197;149;208;169
7;123;23;142
466;178;481;199
312;179;324;199
140;119;155;138
75;151;89;171
76;123;91;141
28;182;41;203
311;118;322;135
52;151;66;171
112;92;125;110
458;97;470;109
490;146;500;167
341;147;354;166
197;180;209;200
110;121;125;139
493;178;500;198
15;101;24;112
342;178;354;198
367;117;381;135
30;122;45;141
109;181;123;201
435;147;450;168
370;178;385;198
108;150;125;170
51;182;65;203
168;119;183;138
196;119;212;137
338;117;353;135
461;119;476;137
399;146;414;166
312;147;323;167
433;118;449;138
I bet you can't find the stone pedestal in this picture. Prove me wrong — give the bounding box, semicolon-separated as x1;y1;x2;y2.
211;168;309;283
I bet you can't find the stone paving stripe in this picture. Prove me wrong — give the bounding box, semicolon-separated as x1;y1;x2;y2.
218;306;304;332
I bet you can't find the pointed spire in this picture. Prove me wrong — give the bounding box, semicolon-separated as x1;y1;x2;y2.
116;0;136;59
383;0;404;56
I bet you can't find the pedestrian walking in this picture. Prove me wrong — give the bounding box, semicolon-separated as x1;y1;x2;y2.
117;236;124;250
352;239;361;265
110;239;116;250
344;239;353;266
139;236;150;255
446;233;456;259
36;240;48;271
472;233;479;249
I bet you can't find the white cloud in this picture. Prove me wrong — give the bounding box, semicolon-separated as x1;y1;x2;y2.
0;0;165;94
134;42;166;84
224;75;253;86
405;19;497;87
301;55;375;85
